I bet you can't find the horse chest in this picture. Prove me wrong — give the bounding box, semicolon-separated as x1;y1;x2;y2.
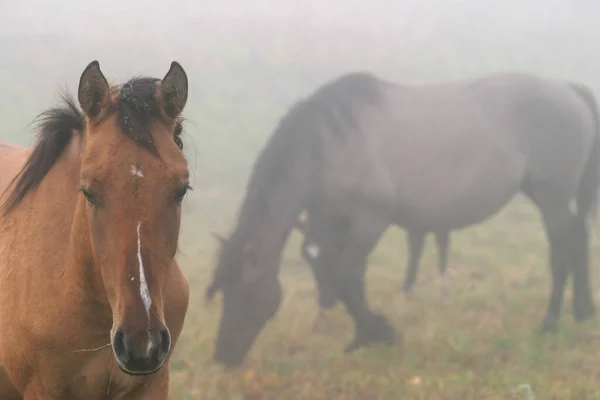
67;356;149;400
17;349;149;399
0;302;134;398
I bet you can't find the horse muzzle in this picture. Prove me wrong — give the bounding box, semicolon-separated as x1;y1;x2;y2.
111;326;171;375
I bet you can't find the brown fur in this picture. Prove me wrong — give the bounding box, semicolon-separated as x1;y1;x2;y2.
0;142;29;196
0;141;29;399
0;62;190;399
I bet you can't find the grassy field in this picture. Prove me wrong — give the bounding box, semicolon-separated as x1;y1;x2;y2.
167;192;600;400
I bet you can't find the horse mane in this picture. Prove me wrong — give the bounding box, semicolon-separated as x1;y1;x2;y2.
2;77;185;216
237;71;384;227
307;71;385;138
210;71;385;291
243;71;384;213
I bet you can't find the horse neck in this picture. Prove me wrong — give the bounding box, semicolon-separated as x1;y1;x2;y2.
17;136;102;301
62;181;106;306
68;200;103;294
235;172;312;263
235;123;322;261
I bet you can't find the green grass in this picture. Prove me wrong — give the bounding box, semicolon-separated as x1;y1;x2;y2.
166;196;600;399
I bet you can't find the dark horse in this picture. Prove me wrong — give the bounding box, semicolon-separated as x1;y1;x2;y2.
207;71;600;366
293;214;451;311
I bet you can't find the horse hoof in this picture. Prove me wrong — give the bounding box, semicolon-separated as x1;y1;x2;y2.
539;318;559;335
344;323;400;354
344;339;363;354
343;334;400;354
574;303;596;323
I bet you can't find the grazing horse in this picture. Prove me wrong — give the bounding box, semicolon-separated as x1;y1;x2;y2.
0;61;191;399
206;71;600;366
293;214;451;311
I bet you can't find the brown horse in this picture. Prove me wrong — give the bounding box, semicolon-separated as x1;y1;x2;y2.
0;142;30;193
0;61;190;399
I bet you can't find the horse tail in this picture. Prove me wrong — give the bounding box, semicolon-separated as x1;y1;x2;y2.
569;82;600;221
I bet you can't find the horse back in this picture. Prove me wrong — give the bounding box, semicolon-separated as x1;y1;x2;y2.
315;73;596;230
478;74;597;194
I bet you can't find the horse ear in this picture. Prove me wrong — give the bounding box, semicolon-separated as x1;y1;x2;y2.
77;60;110;120
157;61;188;120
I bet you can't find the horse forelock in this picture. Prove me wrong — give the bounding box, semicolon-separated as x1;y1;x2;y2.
103;77;185;155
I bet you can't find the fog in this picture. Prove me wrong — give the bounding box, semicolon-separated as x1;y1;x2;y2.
2;1;600;397
0;0;598;210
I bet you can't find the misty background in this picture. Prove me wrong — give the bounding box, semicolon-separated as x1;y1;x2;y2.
1;1;599;191
2;0;599;266
2;1;600;396
1;0;599;275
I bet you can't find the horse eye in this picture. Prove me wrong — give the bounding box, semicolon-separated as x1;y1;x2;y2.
79;187;97;207
175;185;191;204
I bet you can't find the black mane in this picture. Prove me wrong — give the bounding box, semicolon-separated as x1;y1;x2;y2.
2;76;184;215
210;71;385;292
307;71;385;138
237;71;385;224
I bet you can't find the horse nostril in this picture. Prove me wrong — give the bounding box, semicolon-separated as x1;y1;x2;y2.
158;328;171;360
112;329;129;363
111;326;171;375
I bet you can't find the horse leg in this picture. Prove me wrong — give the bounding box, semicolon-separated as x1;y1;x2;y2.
534;198;575;333
309;260;338;310
403;230;426;294
570;215;595;322
308;256;339;333
435;230;451;295
330;217;398;353
301;217;343;332
570;145;599;323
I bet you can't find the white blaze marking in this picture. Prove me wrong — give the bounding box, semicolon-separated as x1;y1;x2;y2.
137;222;151;319
131;165;144;179
305;243;320;259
